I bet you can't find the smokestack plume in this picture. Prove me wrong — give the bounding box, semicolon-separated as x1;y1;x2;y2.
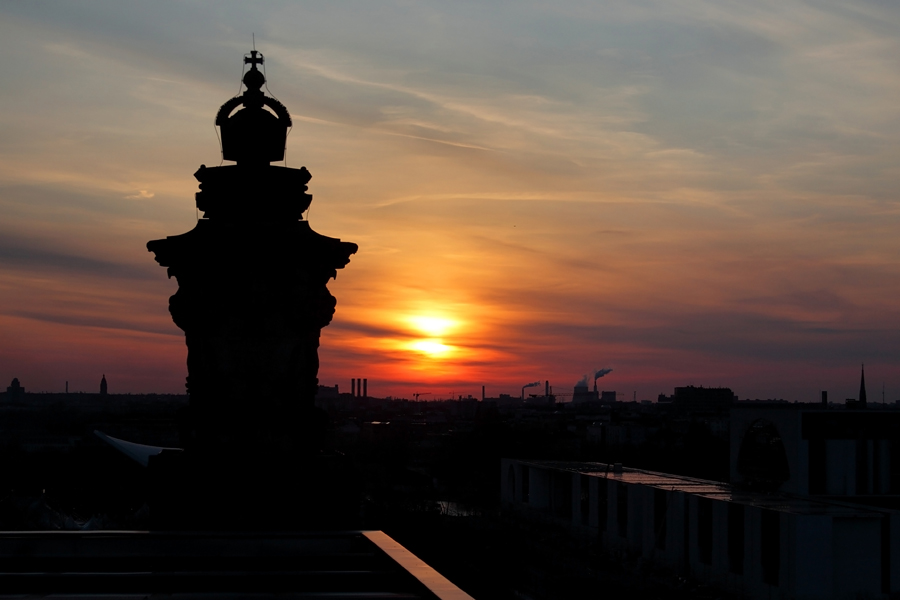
521;381;541;399
593;368;613;392
577;367;613;390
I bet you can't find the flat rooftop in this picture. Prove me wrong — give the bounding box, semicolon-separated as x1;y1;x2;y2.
516;459;886;517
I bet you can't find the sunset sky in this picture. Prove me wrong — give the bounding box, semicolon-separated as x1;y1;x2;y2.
2;1;900;402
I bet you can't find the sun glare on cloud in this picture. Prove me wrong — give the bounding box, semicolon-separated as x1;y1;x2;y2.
409;339;452;357
401;314;461;359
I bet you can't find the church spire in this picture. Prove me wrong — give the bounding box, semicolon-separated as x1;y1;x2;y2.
859;364;867;407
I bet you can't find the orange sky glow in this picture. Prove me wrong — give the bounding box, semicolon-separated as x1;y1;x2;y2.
2;2;900;401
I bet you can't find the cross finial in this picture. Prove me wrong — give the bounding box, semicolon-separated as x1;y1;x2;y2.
244;50;264;69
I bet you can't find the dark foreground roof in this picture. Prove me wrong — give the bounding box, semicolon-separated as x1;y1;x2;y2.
0;530;472;599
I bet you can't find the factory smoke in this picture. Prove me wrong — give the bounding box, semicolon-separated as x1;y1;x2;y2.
575;368;613;388
593;368;612;380
520;381;542;400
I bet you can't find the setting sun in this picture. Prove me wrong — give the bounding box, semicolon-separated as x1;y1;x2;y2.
406;316;457;338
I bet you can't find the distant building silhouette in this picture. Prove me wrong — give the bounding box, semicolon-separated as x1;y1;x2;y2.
100;374;107;396
6;378;24;402
572;383;596;403
673;385;735;413
845;364;868;409
316;384;339;399
859;363;868;407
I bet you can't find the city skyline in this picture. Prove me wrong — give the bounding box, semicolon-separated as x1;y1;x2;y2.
1;1;900;401
5;368;881;405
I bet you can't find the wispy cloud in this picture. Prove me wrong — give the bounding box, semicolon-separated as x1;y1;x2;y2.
0;235;156;282
125;190;155;199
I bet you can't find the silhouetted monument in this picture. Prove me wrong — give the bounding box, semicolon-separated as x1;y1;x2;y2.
146;50;358;528
100;374;107;396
